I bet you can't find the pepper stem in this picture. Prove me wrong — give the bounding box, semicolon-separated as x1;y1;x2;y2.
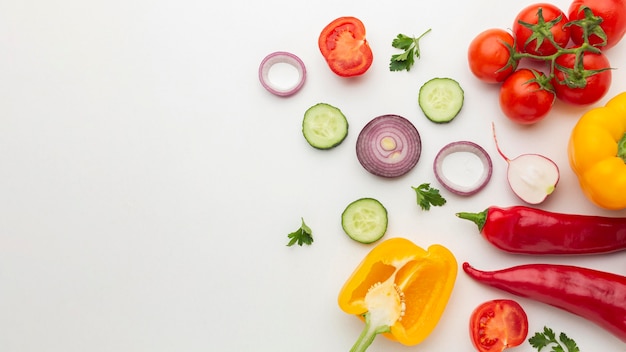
349;312;389;352
349;279;405;352
618;132;626;163
456;209;488;232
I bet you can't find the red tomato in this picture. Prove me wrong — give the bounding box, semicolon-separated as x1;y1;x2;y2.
552;50;612;105
469;299;529;352
318;17;373;77
499;69;555;125
568;0;626;50
513;3;570;56
468;28;517;84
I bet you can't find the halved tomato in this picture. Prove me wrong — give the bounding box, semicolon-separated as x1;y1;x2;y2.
469;299;529;352
318;16;373;77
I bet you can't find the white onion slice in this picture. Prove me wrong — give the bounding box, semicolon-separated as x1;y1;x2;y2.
356;114;422;178
258;51;306;97
433;141;493;196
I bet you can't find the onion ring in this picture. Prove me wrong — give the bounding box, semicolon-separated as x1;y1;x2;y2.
433;141;493;196
356;114;422;178
258;51;306;97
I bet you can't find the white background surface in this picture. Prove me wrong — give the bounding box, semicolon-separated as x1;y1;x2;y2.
1;0;626;351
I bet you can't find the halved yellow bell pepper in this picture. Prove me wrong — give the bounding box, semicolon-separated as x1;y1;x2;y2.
568;92;626;210
338;237;457;351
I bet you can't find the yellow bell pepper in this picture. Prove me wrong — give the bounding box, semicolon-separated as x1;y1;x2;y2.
338;237;457;352
568;92;626;210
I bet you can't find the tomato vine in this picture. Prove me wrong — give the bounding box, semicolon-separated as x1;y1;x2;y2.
506;6;612;91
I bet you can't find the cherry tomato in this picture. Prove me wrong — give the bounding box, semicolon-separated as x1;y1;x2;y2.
568;0;626;50
513;3;570;56
468;28;517;84
318;16;373;77
469;299;529;352
552;50;612;105
499;69;555;125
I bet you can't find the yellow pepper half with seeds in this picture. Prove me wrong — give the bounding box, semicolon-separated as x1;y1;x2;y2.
568;92;626;210
338;237;457;352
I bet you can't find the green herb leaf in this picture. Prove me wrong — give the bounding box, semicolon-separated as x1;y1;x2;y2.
389;29;431;72
559;332;580;352
528;326;579;352
286;218;314;247
411;183;446;211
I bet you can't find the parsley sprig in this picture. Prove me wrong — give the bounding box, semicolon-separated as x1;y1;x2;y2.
411;183;446;211
529;326;579;352
389;28;432;72
286;218;314;247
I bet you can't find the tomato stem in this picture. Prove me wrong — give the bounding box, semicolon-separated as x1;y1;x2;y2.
509;7;610;91
566;6;608;47
517;7;566;53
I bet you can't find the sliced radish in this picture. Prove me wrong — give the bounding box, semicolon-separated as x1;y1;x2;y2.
258;51;306;97
356;114;421;178
492;123;560;204
434;141;493;196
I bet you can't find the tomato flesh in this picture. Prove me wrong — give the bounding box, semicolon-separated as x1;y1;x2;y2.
568;0;626;50
469;299;528;352
467;28;517;84
318;17;373;77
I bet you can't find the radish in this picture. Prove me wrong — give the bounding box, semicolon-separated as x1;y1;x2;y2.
492;123;559;204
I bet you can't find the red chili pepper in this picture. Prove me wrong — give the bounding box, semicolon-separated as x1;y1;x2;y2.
463;262;626;343
456;205;626;255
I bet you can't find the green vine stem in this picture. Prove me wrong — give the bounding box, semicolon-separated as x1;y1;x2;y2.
503;5;612;91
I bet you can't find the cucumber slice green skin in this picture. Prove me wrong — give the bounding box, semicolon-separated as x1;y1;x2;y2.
302;103;349;150
418;77;464;124
341;198;388;244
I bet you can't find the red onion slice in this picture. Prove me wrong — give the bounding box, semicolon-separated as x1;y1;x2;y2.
258;51;306;97
433;141;493;196
356;114;422;178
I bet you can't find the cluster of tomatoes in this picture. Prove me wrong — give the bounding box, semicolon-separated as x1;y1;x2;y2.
467;0;626;125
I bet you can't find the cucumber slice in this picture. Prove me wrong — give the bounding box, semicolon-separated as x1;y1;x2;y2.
418;77;464;123
341;198;388;244
302;103;349;149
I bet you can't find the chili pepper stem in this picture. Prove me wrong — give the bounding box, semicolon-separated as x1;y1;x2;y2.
456;209;487;231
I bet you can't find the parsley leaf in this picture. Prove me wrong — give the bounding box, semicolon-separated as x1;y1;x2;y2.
286;218;314;247
390;28;431;72
528;326;579;352
411;183;446;211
